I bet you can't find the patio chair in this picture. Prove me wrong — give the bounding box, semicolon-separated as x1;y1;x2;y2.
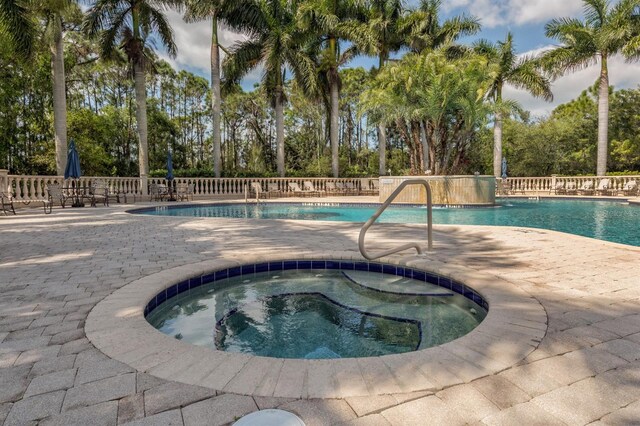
622;180;638;196
565;181;577;195
304;181;325;196
267;182;283;198
577;180;594;195
595;178;612;196
288;182;315;197
1;189;16;215
149;183;168;202
250;182;270;199
176;183;194;201
47;183;70;209
84;181;110;207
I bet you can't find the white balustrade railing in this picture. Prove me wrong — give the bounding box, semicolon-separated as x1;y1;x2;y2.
3;171;637;204
2;172;380;202
501;175;640;195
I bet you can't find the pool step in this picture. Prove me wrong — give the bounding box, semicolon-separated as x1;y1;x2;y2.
342;271;454;296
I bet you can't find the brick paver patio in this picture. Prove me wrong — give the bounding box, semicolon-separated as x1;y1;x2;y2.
1;198;639;425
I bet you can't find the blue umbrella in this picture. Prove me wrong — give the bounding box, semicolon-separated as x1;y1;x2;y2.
64;139;83;207
501;157;508;179
166;151;174;181
64;139;81;179
166;151;176;201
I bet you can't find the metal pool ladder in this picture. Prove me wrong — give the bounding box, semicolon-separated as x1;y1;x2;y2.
358;179;433;260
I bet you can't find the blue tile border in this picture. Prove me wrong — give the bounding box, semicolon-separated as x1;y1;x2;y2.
144;259;489;318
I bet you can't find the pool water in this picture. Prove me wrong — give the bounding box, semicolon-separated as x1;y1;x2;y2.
146;269;486;359
137;199;640;246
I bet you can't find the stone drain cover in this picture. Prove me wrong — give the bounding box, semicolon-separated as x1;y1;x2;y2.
233;409;305;426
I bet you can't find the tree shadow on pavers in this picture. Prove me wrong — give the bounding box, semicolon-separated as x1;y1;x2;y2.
2;210;640;424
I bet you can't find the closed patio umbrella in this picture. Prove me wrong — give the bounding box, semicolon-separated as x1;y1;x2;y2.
64;139;83;207
166;150;176;201
501;157;507;180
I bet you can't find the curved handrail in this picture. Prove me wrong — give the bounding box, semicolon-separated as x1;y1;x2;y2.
358;179;433;260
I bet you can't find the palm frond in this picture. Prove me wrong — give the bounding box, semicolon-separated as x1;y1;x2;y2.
0;0;36;57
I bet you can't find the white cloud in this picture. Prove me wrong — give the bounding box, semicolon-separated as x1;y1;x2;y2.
445;0;583;28
503;49;640;117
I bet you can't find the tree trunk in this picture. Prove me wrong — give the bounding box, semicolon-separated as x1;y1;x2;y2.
51;17;67;176
420;121;429;173
134;61;149;176
377;124;386;176
330;75;339;178
211;15;222;178
275;86;285;177
493;86;503;178
597;55;609;176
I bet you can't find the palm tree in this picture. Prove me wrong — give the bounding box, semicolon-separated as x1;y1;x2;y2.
0;0;36;57
39;0;79;176
401;0;480;55
183;0;228;178
476;33;552;178
298;0;368;178
223;0;317;177
542;0;640;176
365;0;404;176
85;0;181;177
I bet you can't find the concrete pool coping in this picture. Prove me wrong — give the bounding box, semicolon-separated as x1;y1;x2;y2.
86;253;546;399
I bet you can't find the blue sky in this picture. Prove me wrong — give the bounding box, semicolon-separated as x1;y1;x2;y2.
161;0;640;116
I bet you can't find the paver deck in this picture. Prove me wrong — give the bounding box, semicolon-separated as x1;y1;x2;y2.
1;197;639;425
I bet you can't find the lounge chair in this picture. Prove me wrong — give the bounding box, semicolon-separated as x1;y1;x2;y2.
288;182;315;197
344;182;358;195
621;180;638;196
552;181;566;195
577;181;594;195
304;181;325;196
335;182;352;195
370;179;380;195
177;183;194;201
565;181;577;195
250;182;270;199
267;182;283;198
359;179;376;196
595;179;612;196
46;183;71;210
325;182;340;195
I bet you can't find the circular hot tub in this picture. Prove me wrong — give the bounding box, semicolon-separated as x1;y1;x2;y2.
86;255;546;398
144;260;488;359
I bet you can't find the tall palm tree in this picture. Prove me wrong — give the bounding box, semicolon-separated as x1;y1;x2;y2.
223;0;317;177
401;0;480;55
476;33;552;178
39;0;78;176
542;0;640;176
0;0;36;57
365;0;404;176
183;0;228;178
298;0;368;178
85;0;181;177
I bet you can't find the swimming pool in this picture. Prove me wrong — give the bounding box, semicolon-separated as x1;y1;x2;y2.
134;199;640;246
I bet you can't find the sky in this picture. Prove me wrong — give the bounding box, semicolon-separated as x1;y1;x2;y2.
159;0;640;117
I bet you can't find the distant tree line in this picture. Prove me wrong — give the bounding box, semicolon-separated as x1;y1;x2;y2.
0;0;639;178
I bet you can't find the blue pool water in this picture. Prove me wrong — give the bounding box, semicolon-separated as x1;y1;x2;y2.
146;268;486;358
136;199;640;246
